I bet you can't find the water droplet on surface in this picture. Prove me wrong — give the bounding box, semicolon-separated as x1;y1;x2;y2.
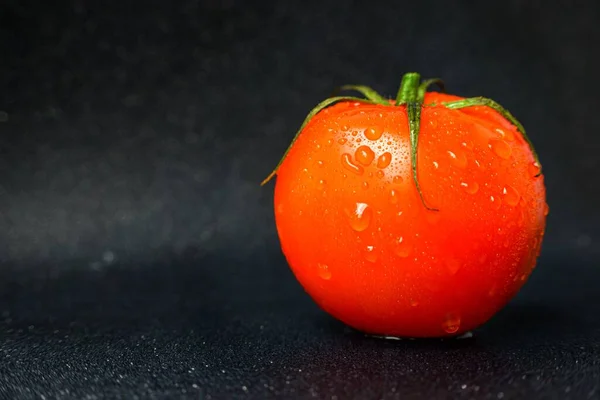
503;185;520;206
347;202;373;232
393;175;403;184
355;145;375;166
461;182;479;195
365;126;383;141
338;138;347;145
490;195;502;210
461;141;473;150
318;179;326;189
327;138;334;146
543;202;550;216
410;299;419;307
445;259;461;275
394;237;412;258
489;139;512;159
341;153;364;175
389;189;399;204
442;313;461;334
433;161;439;169
361;181;369;190
447;150;467;169
364;246;378;263
528;161;541;177
497;128;515;141
317;263;331;280
376;170;385;178
376;152;392;169
317;160;324;167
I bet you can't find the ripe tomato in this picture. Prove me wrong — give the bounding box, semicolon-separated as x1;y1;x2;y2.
263;73;547;338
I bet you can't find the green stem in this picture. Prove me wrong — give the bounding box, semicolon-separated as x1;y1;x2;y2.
395;72;421;105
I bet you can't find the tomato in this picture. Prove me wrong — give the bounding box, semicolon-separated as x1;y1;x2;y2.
262;73;547;338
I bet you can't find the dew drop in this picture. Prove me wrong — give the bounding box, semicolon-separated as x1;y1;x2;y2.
461;141;473;150
496;128;515;142
461;182;479;195
347;202;373;232
341;153;364;175
317;263;331;280
361;181;369;190
447;150;468;169
490;195;502;210
355;145;375;166
489;139;512;159
327;138;334;146
338;138;347;145
543;202;550;216
528;161;541;177
393;175;403;184
376;152;392;169
389;189;399;204
410;299;419;307
317;160;324;168
442;313;461;334
445;259;461;275
318;179;326;189
433;161;439;169
364;245;378;263
365;126;383;141
376;170;385;179
394;237;412;258
503;185;520;206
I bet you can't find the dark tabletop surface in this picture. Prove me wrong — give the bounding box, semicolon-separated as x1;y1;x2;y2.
1;0;600;399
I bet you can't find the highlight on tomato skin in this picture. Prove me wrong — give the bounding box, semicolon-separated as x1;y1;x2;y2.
264;72;548;338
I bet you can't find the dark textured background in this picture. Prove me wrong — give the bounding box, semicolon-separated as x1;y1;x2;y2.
1;0;599;398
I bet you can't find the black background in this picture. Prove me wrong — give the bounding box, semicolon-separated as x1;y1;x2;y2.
1;0;600;399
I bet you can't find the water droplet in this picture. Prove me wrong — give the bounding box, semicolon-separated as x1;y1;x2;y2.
461;182;479;195
355;145;375;166
365;126;383;141
341;153;364;175
543;202;550;216
327;138;334;146
317;263;331;280
447;150;467;169
338;138;347;145
429;119;437;128
442;313;461;334
520;274;527;282
365;245;378;263
393;175;403;184
347;202;373;232
410;299;419;307
496;128;515;141
376;152;392;169
394;237;412;258
361;181;369;190
528;161;541;177
389;189;399;204
342;125;349;131
490;195;502;210
376;170;385;178
433;161;439;169
461;141;473;150
352;131;358;136
317;160;324;167
445;259;461;275
318;179;326;189
489;139;512;159
503;185;520;206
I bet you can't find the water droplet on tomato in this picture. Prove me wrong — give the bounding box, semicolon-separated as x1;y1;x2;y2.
365;126;383;141
410;299;419;307
317;263;331;280
338;138;347;145
461;141;473;150
445;259;461;275
496;128;515;142
362;181;369;190
393;175;403;184
341;153;364;175
489;139;512;159
503;185;520;206
376;152;392;169
317;160;324;167
490;195;502;210
376;170;385;178
433;161;439;169
318;179;326;189
327;138;334;146
448;150;467;169
461;182;479;195
394;237;412;258
355;145;375;166
389;189;399;204
347;202;373;232
543;202;549;216
365;245;378;263
442;313;461;334
529;162;541;177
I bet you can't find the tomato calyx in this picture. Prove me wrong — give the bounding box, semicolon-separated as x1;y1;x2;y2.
261;72;542;210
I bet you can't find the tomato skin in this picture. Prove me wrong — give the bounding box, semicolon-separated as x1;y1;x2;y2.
273;92;547;338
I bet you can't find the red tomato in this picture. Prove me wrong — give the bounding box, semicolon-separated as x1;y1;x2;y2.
263;73;547;337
